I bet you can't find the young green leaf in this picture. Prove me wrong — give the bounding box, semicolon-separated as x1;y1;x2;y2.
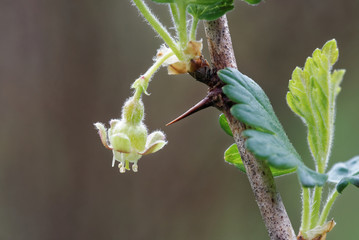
242;0;262;5
287;39;345;173
327;156;359;193
151;0;175;3
225;143;296;177
219;114;233;137
218;68;327;187
187;0;234;21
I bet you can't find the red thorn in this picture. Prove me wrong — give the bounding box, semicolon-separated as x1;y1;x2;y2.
166;96;213;126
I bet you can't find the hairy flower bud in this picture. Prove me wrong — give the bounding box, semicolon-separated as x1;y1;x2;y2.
122;97;144;124
94;98;167;173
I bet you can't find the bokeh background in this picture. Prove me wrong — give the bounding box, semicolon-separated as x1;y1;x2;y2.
1;0;359;239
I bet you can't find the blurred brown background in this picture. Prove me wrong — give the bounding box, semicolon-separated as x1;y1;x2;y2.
1;0;359;239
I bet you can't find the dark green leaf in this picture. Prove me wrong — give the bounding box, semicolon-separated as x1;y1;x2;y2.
151;0;227;5
186;0;225;5
187;0;234;21
337;177;359;194
225;144;296;177
219;114;233;137
327;156;359;193
150;0;233;21
218;68;327;187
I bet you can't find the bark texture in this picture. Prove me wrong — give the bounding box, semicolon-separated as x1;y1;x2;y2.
202;16;296;240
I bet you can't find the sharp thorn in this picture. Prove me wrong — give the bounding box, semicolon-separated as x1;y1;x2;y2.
166;96;213;126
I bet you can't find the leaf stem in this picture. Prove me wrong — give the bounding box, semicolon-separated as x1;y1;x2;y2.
203;16;295;239
177;1;188;53
310;186;323;229
190;16;199;40
301;187;311;233
169;3;180;36
132;0;182;60
318;190;339;225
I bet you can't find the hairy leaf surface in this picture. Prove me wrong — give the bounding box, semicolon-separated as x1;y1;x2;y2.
327;156;359;193
151;0;234;21
219;68;327;187
187;0;234;21
287;39;345;173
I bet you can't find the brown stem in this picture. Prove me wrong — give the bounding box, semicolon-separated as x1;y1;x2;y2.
203;15;296;240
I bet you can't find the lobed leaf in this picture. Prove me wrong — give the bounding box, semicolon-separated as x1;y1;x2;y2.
218;68;327;187
327;156;359;193
287;39;345;173
151;0;234;21
225;144;296;177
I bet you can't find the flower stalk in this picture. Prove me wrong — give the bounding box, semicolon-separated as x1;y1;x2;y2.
132;0;182;59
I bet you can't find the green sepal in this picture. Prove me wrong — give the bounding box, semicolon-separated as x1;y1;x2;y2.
187;0;234;21
219;114;233;137
327;156;359;193
110;133;131;153
218;68;327;187
225;144;296;177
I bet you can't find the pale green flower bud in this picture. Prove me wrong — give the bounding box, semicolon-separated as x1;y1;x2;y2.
94;98;167;173
122;97;144;124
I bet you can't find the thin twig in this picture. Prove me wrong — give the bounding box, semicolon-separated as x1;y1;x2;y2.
201;15;296;240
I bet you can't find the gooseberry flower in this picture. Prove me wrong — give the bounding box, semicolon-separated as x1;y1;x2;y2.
94;97;167;173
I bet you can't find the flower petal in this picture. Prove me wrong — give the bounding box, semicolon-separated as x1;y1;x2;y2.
110;133;131;153
94;122;112;150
